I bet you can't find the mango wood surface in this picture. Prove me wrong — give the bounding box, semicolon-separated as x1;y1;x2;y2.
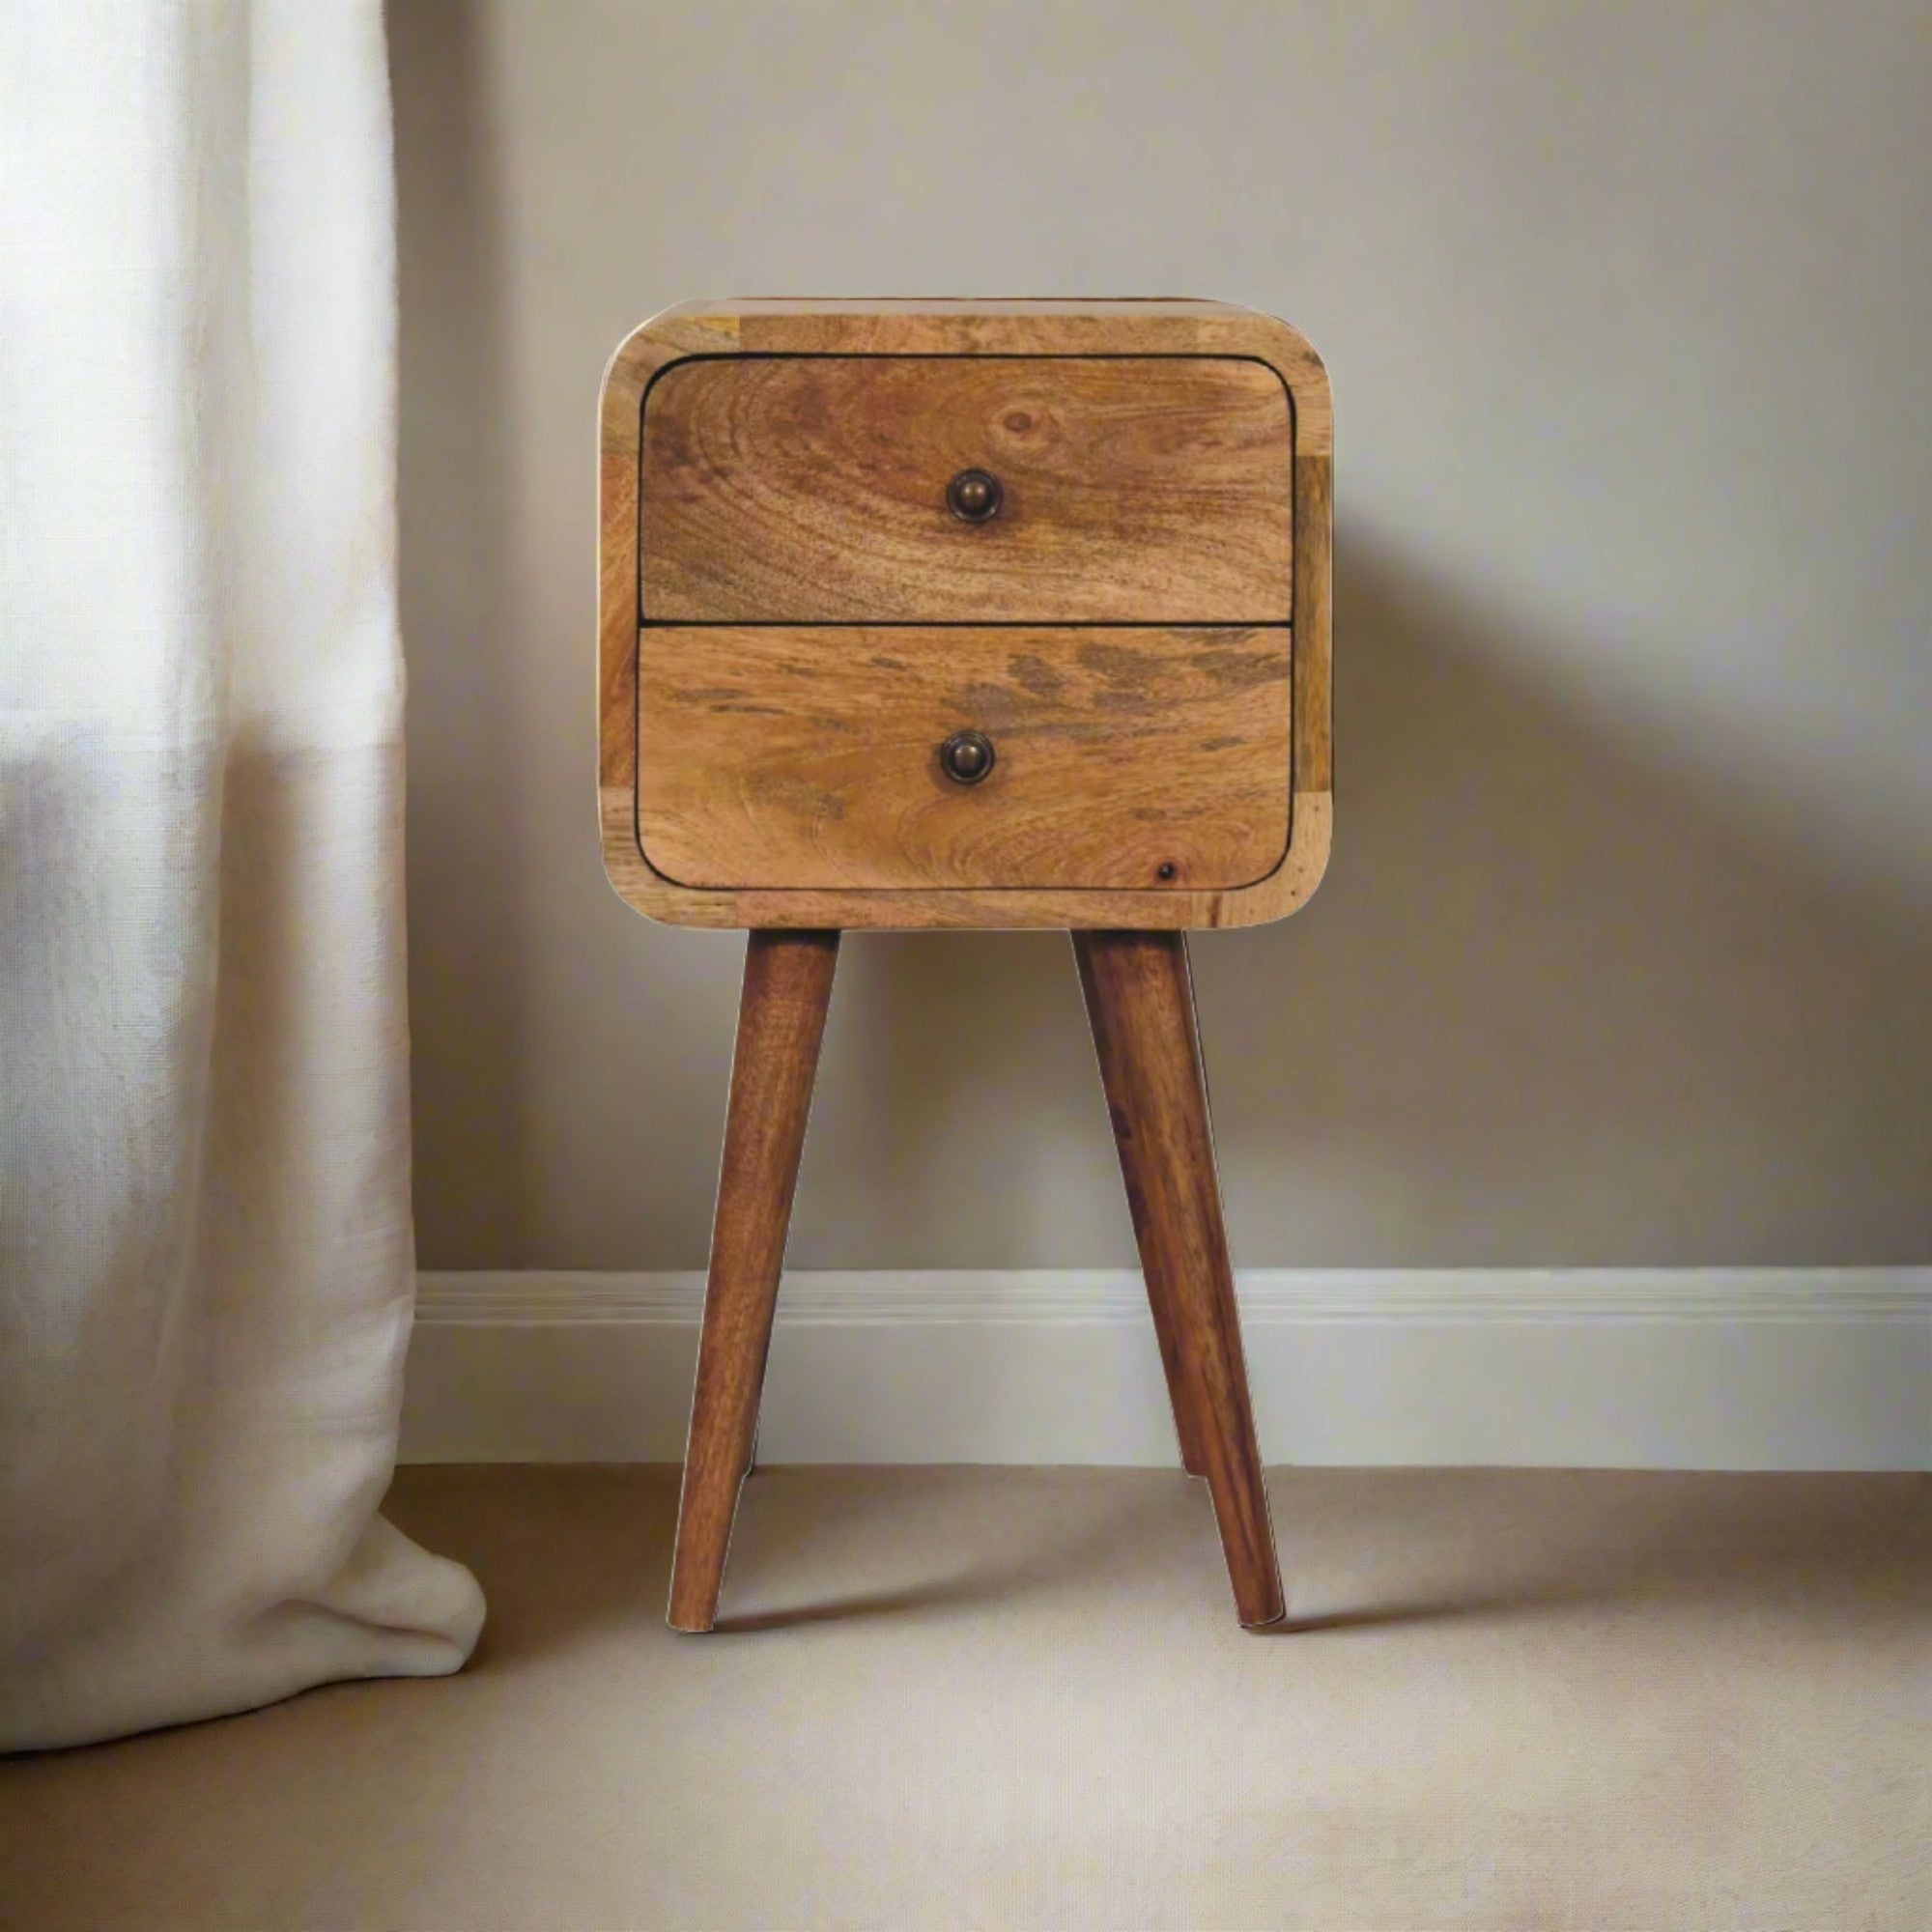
603;782;1327;930
1072;935;1208;1478
1293;451;1333;794
682;301;1335;456
639;625;1290;893
641;355;1291;624
1072;929;1285;1626
668;929;839;1634
599;299;1331;930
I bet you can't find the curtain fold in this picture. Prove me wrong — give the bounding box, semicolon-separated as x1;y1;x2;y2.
2;0;483;1750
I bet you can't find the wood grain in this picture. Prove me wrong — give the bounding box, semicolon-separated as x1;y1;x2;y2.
641;355;1292;623
1072;935;1209;1477
717;301;1335;455
598;299;1332;930
1294;453;1333;793
639;625;1290;893
599;310;733;786
603;782;1328;930
1072;930;1284;1626
668;929;839;1634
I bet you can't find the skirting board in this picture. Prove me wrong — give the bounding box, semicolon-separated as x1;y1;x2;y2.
402;1269;1930;1471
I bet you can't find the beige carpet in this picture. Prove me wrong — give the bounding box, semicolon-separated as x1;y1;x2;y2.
2;1466;1926;1931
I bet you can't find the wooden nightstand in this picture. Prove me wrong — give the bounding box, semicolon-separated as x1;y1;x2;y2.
598;299;1332;1630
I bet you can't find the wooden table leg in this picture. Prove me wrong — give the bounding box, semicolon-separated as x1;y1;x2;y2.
1071;930;1286;1628
668;928;839;1632
1072;935;1210;1478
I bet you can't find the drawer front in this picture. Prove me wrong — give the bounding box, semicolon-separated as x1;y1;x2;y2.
640;356;1293;624
638;626;1290;892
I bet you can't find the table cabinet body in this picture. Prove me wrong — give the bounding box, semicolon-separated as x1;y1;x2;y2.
600;299;1331;932
597;300;1332;1631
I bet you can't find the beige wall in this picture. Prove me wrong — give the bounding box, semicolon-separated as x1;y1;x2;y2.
391;0;1930;1271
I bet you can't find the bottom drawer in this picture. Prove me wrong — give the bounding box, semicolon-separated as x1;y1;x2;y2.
637;625;1290;893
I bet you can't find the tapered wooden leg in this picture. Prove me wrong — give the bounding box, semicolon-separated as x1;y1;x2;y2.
668;929;839;1632
1072;930;1285;1627
1072;936;1210;1478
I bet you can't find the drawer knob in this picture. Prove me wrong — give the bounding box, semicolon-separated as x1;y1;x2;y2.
938;728;996;785
946;469;1003;523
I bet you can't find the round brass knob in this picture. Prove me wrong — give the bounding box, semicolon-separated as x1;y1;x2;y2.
946;469;1003;523
939;729;995;785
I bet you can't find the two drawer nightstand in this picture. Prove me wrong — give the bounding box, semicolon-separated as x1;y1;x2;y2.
598;298;1332;1630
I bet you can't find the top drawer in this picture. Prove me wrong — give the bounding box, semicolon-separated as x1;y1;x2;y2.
639;355;1293;624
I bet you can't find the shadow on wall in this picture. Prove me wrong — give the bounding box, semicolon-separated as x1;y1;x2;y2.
386;3;1927;1271
845;522;1930;1268
392;0;531;1266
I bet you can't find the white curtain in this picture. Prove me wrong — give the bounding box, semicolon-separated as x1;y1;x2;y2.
1;1;483;1749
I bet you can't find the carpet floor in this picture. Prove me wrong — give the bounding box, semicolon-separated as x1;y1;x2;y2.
1;1465;1926;1930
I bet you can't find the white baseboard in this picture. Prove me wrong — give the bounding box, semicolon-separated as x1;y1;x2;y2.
401;1268;1930;1471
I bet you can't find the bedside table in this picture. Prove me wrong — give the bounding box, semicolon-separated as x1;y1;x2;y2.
598;298;1332;1630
